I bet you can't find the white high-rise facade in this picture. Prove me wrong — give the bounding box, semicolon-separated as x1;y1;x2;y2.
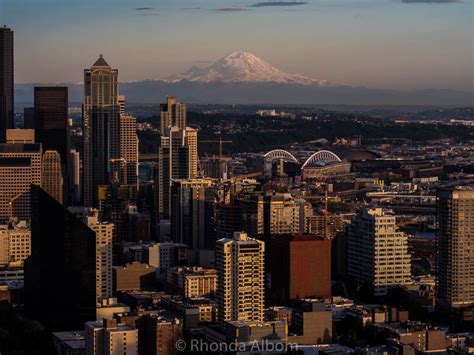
216;232;265;324
347;208;411;296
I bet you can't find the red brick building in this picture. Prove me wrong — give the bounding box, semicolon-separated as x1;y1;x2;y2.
270;233;331;305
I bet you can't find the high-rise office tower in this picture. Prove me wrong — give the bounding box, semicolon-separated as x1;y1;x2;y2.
170;178;216;249
157;123;198;219
119;113;139;193
0;142;42;221
82;57;138;207
25;186;96;331
160;96;186;133
347;208;412;296
82;55;119;207
0;27;14;143
437;186;474;309
34;87;69;202
42;150;63;204
216;232;265;324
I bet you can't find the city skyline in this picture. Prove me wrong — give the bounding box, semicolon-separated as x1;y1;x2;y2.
2;0;473;92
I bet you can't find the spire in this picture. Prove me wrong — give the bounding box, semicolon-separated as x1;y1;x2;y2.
92;54;110;68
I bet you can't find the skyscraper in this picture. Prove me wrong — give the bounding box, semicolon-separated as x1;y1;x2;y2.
156;115;198;219
170;178;216;249
0;26;14;143
216;232;265;324
33;86;69;180
41;150;63;204
160;96;186;133
437;186;474;309
119;113;139;194
25;186;96;331
347;208;412;296
0;142;42;221
82;56;138;207
82;55;119;207
86;215;113;304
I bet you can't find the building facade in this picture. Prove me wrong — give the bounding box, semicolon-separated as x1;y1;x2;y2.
437;186;474;308
347;208;412;296
0;142;42;221
216;232;265;324
42;150;63;204
34;86;69;203
270;233;331;304
0;27;13;143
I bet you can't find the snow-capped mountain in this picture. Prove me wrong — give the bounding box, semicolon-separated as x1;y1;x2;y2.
164;51;328;85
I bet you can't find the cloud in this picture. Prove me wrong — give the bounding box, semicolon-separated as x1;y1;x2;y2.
181;7;201;10
134;7;155;11
250;1;308;7
215;7;248;12
138;12;160;16
400;0;461;3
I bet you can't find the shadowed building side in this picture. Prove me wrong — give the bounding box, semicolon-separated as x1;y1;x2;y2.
24;185;96;331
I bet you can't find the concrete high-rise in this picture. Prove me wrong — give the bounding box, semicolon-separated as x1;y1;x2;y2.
0;27;14;143
347;208;411;296
0;142;42;221
160;96;186;133
42;150;63;204
87;216;114;304
68;207;114;304
34;87;69;203
216;232;265;324
437;186;474;309
119;113;139;194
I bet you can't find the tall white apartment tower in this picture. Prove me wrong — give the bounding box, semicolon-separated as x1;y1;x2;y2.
347;208;411;296
216;232;265;324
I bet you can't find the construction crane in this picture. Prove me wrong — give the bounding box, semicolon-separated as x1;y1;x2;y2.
200;137;233;160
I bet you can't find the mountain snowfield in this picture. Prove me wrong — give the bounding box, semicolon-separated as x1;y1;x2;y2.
163;51;329;86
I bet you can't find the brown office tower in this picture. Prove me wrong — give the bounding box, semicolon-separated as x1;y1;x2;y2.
437;186;474;309
42;150;63;204
270;233;331;305
0;27;13;143
34;86;69;191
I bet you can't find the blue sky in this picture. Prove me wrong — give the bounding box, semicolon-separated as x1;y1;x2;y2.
1;0;473;91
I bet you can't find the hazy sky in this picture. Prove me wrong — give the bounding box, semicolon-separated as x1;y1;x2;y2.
2;0;473;91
